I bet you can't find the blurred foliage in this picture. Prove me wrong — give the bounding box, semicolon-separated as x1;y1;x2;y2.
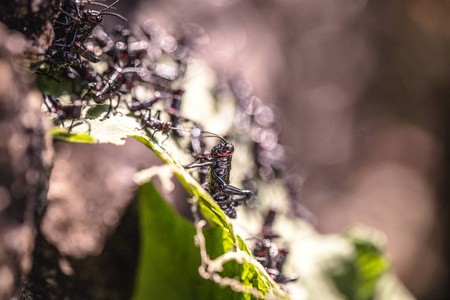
34;73;79;97
329;228;391;300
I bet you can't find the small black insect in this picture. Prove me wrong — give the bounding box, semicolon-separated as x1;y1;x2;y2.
184;122;208;188
253;142;287;180
109;25;148;66
72;40;100;63
126;92;163;112
284;174;317;225
251;209;298;284
138;109;172;142
39;0;126;79
53;0;115;32
91;26;116;57
84;66;141;116
184;132;253;218
138;64;179;92
168;89;184;137
43;94;91;133
91;66;123;103
72;0;127;46
270;248;298;284
71;62;102;83
252;237;277;269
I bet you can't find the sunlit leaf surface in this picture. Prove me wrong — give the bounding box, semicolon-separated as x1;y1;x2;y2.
132;181;286;300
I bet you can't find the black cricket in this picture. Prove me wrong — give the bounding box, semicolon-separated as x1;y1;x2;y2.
184;133;253;218
43;94;91;133
139;109;172;142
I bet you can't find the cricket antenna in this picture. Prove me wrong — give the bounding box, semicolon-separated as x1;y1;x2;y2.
169;126;191;132
99;0;119;12
100;11;127;22
88;2;117;9
201;130;227;143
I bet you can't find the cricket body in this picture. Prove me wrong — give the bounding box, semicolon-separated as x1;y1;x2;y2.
140;113;171;134
43;94;91;133
168;89;184;136
209;141;238;218
126;92;163;112
208;141;234;195
250;209;298;284
185;134;253;218
138;109;172;142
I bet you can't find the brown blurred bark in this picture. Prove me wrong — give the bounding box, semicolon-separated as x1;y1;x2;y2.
0;1;163;298
0;1;59;298
0;22;53;299
0;0;58;51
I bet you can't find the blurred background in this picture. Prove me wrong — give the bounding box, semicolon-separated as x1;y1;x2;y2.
25;0;450;299
108;0;449;299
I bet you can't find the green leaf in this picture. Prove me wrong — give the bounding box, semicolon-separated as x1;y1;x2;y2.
51;128;95;143
35;73;79;97
133;181;212;300
328;227;391;300
133;181;285;300
51;108;148;146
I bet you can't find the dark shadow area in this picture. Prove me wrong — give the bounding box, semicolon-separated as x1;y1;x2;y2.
22;197;140;299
